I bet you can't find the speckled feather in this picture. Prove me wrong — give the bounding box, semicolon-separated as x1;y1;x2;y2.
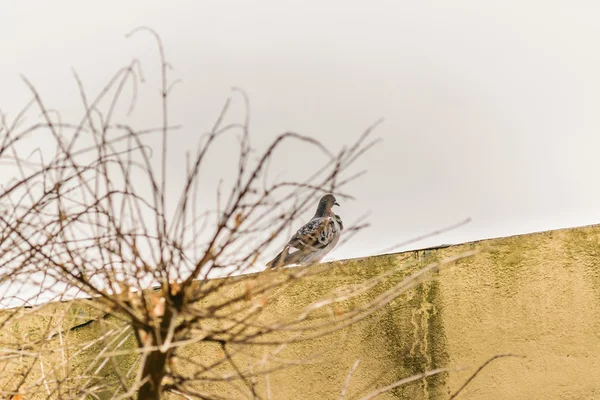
288;216;341;252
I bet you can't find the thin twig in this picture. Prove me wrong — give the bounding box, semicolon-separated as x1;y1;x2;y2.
339;359;360;400
448;354;526;399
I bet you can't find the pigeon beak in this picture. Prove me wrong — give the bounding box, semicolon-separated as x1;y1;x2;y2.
334;201;340;207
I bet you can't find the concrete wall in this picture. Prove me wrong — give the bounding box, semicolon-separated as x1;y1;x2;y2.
2;224;600;399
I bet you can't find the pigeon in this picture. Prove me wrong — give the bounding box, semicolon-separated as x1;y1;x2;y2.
266;194;344;268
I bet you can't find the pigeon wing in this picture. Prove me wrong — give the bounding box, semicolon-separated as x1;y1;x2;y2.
287;216;338;252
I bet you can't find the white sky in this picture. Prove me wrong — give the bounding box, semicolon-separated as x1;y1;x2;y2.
3;1;600;263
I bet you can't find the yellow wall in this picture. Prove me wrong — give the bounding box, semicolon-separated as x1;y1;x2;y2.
440;225;600;399
3;224;600;399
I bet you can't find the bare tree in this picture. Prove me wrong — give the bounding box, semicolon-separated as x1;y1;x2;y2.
0;28;482;400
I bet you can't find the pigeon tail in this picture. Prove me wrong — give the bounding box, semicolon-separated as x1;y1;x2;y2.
266;247;294;269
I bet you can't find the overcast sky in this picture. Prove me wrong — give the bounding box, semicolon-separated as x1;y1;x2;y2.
3;1;600;263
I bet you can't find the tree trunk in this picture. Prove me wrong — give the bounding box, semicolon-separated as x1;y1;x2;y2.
137;307;173;400
137;349;169;400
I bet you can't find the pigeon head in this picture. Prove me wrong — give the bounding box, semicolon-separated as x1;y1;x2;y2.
314;194;339;217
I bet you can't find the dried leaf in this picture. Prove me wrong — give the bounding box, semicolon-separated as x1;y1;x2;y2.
116;281;130;301
245;281;256;301
203;245;217;262
234;212;244;227
259;295;268;307
170;281;181;296
151;295;165;317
